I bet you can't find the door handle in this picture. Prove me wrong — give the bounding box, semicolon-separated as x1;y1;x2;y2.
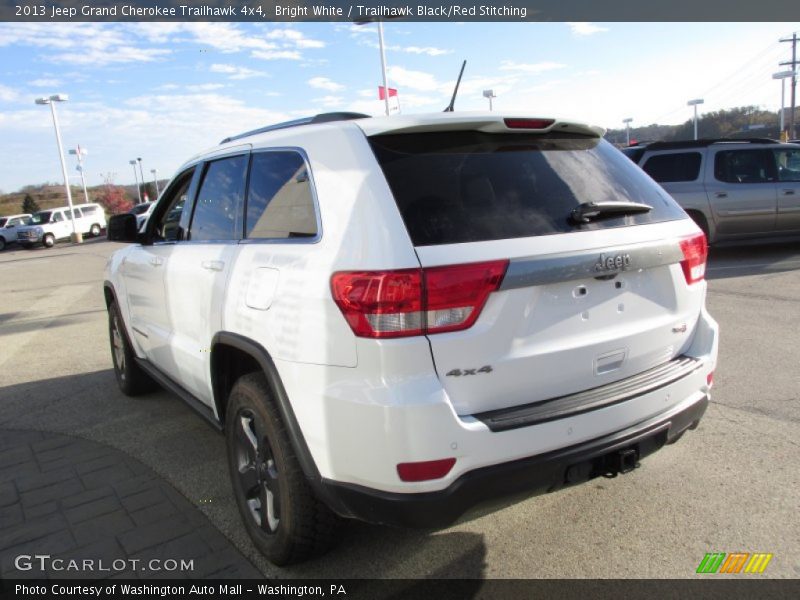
714;192;728;198
201;260;225;272
782;189;796;195
149;256;163;267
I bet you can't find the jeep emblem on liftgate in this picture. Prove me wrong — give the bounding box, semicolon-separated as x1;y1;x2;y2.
595;253;632;271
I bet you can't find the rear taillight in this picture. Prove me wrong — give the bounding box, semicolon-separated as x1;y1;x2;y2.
397;458;456;482
707;371;714;387
331;260;508;338
679;232;707;285
504;118;555;130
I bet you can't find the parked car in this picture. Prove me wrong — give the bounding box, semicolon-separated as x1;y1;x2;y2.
16;203;107;248
105;112;718;565
0;213;31;251
626;138;800;244
128;201;154;231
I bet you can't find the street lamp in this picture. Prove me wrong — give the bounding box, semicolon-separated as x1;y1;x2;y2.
687;98;704;140
136;157;147;201
68;146;89;205
773;70;795;141
35;94;82;243
483;89;496;111
150;168;160;198
129;160;142;204
622;117;633;146
354;18;391;116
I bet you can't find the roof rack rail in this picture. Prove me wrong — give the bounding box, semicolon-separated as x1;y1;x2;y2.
642;138;780;151
220;112;370;144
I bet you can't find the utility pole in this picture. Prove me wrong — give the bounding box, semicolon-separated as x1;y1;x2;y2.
780;33;798;139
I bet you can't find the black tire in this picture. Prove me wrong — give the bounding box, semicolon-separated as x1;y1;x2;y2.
90;223;101;237
225;372;340;565
108;301;158;396
43;233;55;248
0;237;5;251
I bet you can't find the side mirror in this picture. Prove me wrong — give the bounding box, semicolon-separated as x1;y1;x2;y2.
107;213;140;243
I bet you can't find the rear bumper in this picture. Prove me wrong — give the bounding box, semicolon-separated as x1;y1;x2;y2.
319;393;707;528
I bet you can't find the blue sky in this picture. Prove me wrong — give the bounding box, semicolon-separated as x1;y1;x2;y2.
0;21;798;192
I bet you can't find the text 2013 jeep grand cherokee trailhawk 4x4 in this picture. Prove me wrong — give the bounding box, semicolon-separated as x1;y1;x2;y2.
105;112;719;565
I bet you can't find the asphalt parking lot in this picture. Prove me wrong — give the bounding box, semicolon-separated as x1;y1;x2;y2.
0;238;798;579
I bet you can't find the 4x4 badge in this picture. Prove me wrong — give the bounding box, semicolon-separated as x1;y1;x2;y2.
595;253;631;271
446;366;493;377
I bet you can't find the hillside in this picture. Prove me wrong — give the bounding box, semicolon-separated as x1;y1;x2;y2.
0;182;163;217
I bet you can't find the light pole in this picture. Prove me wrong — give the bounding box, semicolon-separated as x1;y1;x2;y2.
136;157;147;201
773;70;795;141
687;98;704;140
150;168;160;198
622;117;633;145
354;18;391;116
35;94;82;243
68;146;89;205
129;160;142;204
483;89;496;111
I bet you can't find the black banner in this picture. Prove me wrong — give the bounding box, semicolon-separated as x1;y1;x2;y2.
2;579;800;600
2;0;800;22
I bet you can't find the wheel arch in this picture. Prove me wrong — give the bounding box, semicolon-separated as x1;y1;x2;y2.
209;332;337;508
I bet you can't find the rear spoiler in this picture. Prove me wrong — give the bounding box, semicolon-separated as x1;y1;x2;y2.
355;113;604;138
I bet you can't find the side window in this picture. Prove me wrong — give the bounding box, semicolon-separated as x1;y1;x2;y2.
189;155;247;242
65;208;82;219
246;151;318;239
52;212;64;222
775;149;800;182
642;152;702;183
714;150;773;184
82;205;97;215
153;169;195;242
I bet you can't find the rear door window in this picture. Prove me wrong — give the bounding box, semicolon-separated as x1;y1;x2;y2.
369;132;685;246
714;149;774;183
245;151;318;239
643;152;702;182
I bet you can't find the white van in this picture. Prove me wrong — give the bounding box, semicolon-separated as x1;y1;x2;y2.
16;203;107;248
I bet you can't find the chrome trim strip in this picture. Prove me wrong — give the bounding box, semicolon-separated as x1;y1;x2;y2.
499;238;684;290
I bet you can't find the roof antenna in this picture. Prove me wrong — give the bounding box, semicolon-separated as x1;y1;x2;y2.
444;60;466;112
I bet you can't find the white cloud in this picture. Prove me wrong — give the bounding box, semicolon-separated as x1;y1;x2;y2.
0;84;20;102
210;63;266;80
251;50;302;61
567;22;609;36
266;28;325;49
28;78;62;88
499;61;566;74
313;95;344;108
386;66;442;92
186;83;226;92
308;77;344;92
401;46;452;56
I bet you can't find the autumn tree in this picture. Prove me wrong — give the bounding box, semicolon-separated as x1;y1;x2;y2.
96;184;133;215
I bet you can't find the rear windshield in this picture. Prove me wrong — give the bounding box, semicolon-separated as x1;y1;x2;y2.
369;132;685;246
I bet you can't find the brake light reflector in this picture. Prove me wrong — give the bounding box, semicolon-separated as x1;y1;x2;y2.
331;260;508;338
707;371;714;387
504;118;555;130
397;458;456;482
679;232;707;285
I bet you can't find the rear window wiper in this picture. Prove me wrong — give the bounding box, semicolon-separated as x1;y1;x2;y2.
570;201;652;224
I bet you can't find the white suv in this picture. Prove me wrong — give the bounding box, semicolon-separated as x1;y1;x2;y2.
17;203;107;248
105;112;719;565
0;213;31;251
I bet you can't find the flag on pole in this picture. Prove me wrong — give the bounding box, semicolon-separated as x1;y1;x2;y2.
378;86;398;100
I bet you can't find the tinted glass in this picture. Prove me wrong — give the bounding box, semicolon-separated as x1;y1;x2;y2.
246;152;317;239
369;132;685;246
190;156;247;242
153;169;194;242
714;149;773;184
30;211;52;225
775;148;800;182
82;205;98;215
52;212;63;222
621;146;647;163
643;152;702;182
65;209;82;219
